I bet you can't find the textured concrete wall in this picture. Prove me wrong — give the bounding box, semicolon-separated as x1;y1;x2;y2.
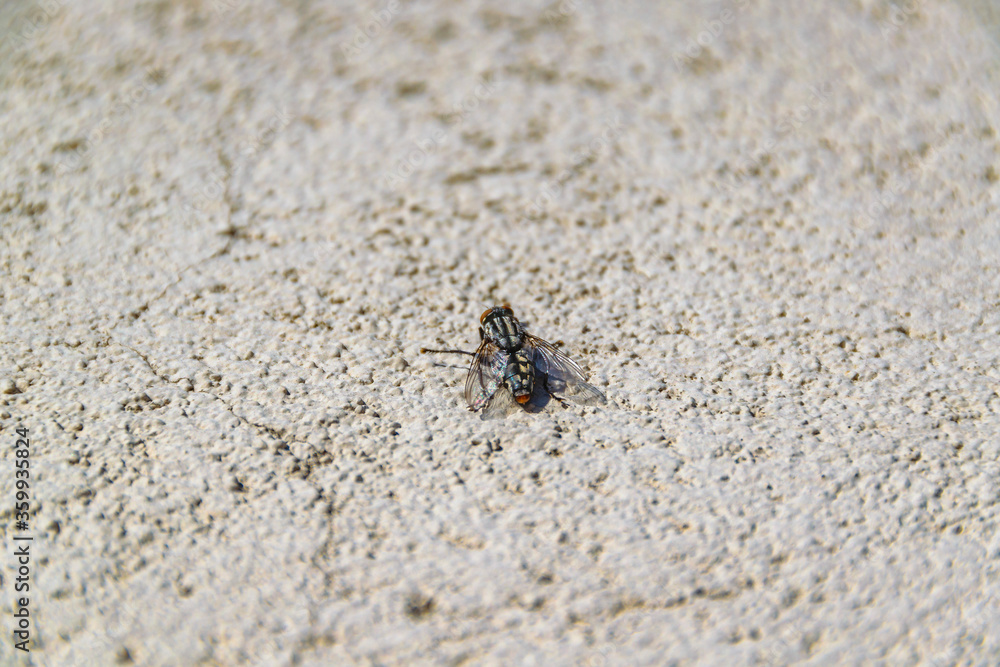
1;0;999;664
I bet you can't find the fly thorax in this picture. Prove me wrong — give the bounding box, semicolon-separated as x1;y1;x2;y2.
504;350;534;403
483;311;523;352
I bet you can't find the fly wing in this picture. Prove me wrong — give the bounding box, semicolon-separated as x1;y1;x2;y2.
524;334;608;406
464;341;504;411
480;384;518;419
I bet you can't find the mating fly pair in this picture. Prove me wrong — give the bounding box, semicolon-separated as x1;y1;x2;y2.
422;305;608;419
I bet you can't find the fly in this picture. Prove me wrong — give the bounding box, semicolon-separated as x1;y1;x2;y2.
422;304;608;418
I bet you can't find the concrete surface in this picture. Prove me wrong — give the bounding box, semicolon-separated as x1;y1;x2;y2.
2;0;1000;665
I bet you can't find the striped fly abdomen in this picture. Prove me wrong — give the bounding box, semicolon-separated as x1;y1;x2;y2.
504;349;534;404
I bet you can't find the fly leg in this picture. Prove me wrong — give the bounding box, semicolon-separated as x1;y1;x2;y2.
542;375;571;409
420;347;475;370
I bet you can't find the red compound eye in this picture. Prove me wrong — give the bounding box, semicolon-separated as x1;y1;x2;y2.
515;394;530;404
479;307;493;323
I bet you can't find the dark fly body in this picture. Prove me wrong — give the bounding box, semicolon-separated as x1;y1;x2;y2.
423;304;608;418
479;305;524;352
501;348;534;405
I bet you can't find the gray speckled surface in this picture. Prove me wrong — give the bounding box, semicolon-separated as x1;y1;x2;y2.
2;0;1000;665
